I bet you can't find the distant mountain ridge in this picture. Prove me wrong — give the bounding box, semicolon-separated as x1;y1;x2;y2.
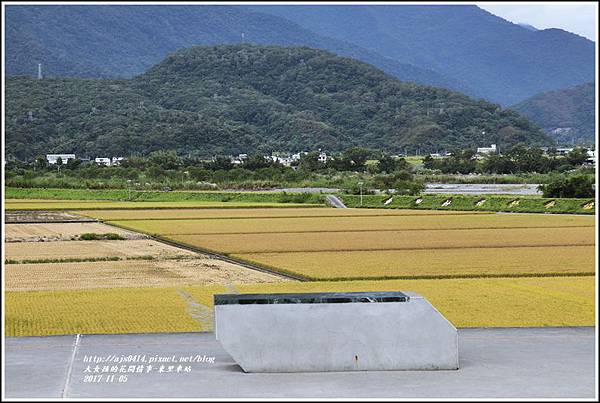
511;82;595;146
5;4;595;105
5;5;470;95
251;4;595;105
5;45;552;160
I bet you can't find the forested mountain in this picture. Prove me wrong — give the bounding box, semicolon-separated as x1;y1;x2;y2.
511;82;595;145
6;5;595;105
252;4;595;105
6;45;552;160
5;5;467;94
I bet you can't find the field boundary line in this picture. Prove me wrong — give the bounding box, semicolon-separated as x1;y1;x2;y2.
223;243;596;254
87;211;492;221
61;333;81;398
103;221;307;281
146;224;595;236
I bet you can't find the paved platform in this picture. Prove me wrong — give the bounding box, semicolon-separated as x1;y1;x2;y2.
4;327;596;398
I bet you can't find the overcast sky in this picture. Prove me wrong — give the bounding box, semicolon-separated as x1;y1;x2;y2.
477;2;597;41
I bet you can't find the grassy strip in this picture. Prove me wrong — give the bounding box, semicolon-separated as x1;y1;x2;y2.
5;187;326;205
3;255;200;265
80;232;125;240
340;194;595;214
4;255;160;265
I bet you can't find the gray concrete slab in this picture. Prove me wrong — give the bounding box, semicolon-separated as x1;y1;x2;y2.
4;328;596;398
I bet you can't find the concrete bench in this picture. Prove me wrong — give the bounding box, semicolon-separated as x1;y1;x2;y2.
214;291;458;373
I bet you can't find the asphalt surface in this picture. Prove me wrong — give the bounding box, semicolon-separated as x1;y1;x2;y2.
424;183;541;195
325;194;347;208
4;327;595;398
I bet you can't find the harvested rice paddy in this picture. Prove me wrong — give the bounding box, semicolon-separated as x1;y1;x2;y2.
5;222;142;242
5;258;284;291
5;239;197;261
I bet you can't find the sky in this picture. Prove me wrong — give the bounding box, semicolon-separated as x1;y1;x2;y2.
477;2;597;41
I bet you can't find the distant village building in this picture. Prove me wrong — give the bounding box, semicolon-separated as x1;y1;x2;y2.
586;150;596;166
230;154;248;165
95;157;111;166
94;157;124;166
555;147;574;156
111;157;124;166
46;154;76;164
318;152;328;163
476;144;497;154
292;152;307;161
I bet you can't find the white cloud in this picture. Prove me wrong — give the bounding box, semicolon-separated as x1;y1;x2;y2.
477;3;597;41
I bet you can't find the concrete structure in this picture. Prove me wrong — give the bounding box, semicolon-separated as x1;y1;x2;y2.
214;291;458;373
4;328;595;398
46;154;75;164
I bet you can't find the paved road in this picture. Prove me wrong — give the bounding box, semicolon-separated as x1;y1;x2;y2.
4;328;595;398
424;183;541;195
325;195;347;208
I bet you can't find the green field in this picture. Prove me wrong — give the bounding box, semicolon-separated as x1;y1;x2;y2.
341;194;595;214
5;199;320;210
5;187;325;204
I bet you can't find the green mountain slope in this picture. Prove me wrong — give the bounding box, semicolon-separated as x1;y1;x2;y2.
511;82;595;145
5;45;552;160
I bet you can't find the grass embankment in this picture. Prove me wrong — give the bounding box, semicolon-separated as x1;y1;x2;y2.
5;187;325;203
340;194;595;214
5;187;325;210
5;276;595;336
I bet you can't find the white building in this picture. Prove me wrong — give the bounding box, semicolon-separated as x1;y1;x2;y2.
291;152;307;161
555;147;574;156
46;154;76;164
318;152;328;163
586;150;596;166
95;157;111;166
111;157;124;166
476;144;497;154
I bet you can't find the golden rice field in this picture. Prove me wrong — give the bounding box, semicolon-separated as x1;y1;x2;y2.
77;207;486;221
93;208;595;280
107;213;594;236
5;199;318;210
234;246;594;280
5;239;197;261
5;276;595;336
167;226;594;254
5;206;596;336
5;258;283;291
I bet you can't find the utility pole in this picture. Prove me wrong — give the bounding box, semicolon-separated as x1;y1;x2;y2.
358;181;364;206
